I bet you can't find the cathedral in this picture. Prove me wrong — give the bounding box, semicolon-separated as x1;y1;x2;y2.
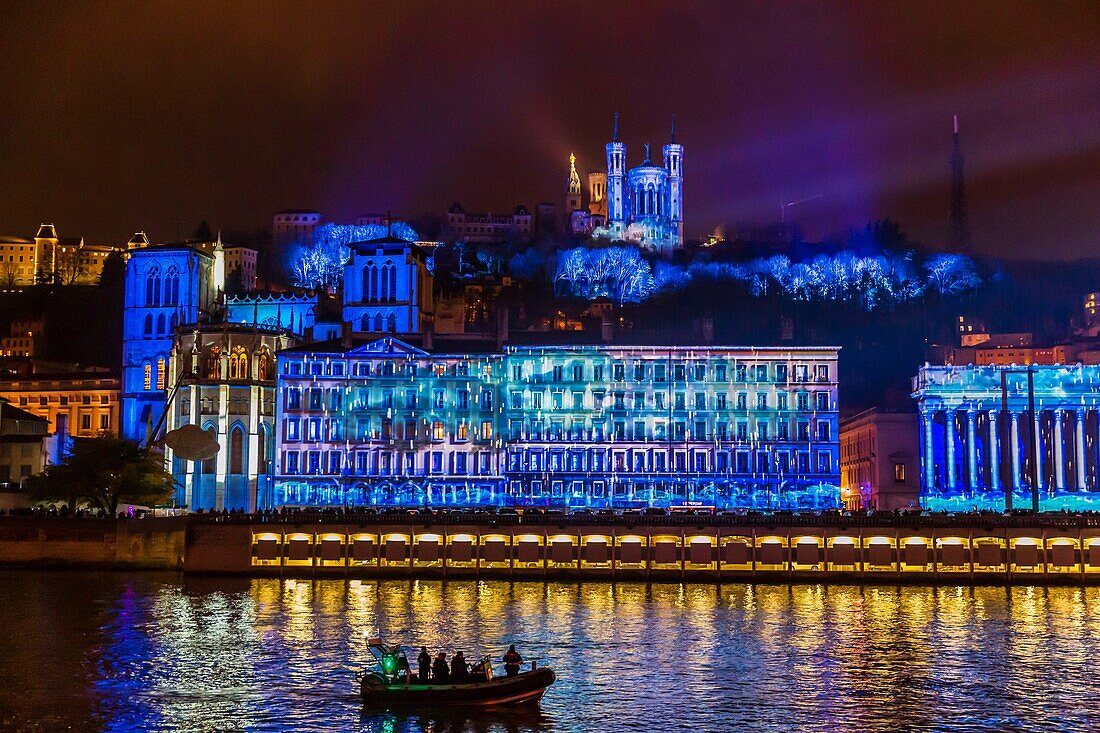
569;114;684;253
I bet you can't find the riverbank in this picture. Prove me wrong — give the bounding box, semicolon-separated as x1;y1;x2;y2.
0;516;186;569
6;512;1100;583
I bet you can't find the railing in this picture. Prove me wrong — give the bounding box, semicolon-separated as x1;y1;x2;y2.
189;510;1100;530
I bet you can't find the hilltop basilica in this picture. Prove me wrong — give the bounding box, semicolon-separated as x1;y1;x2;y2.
567;114;684;254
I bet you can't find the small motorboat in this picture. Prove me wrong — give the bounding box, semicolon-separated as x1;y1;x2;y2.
357;639;555;708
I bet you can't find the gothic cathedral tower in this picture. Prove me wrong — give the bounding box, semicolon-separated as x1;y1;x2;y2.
566;153;583;214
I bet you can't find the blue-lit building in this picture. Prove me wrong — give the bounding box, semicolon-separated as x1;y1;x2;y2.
274;338;841;510
913;364;1100;511
597;115;683;253
120;238;220;441
165;321;298;511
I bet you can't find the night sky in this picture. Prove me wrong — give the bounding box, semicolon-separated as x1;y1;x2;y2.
1;1;1098;258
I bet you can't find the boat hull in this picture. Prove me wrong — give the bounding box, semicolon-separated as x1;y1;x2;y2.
361;667;555;708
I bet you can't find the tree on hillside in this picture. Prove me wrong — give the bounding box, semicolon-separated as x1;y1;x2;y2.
24;437;173;515
98;249;126;289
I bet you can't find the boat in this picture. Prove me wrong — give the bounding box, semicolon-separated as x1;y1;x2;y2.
357;639;556;707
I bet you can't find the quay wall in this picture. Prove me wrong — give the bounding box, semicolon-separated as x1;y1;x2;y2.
0;517;186;569
186;514;1100;583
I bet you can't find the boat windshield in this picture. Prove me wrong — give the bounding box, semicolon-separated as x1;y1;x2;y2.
366;639;410;681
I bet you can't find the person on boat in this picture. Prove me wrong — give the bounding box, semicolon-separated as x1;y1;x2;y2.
417;646;431;683
503;644;523;676
432;652;449;683
451;651;468;682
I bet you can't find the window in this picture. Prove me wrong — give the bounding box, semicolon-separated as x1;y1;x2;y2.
816;392;829;411
817;421;831;441
481;420;493;440
735;364;747;381
510;391;522;409
654;364;666;382
674;365;686;381
633;363;645;381
432;421;445;441
481;388;493;410
286;388;301;410
456;421;468;441
386;313;397;333
257;429;267;474
308;388;322;410
716;393;727;410
573;364;584;381
457;389;469;410
145;266;161;306
229;429;244;474
797;393;809;411
206;346;221;379
715;364;727;382
694;363;706;381
817;452;832;473
736;393;747;410
694;393;706;410
674;393;685;410
894;462;906;483
81;414;91;431
228;347;249;380
143;313;153;337
815;364;829;381
99;414;110;430
778;393;788;411
285;418;300;441
553;365;563;381
736;423;748;441
155;313;165;337
156;357;166;390
757;393;768;410
613;363;625;381
512;364;523;381
755;364;768;381
143;363;152;390
532;392;543;410
285;451;299;474
775;364;788;383
164;266;180;305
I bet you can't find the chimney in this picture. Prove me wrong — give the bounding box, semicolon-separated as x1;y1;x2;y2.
341;320;352;349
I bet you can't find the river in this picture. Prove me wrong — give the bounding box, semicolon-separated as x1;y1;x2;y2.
1;571;1098;732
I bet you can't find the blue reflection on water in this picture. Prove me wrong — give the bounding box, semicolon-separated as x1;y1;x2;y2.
3;573;1100;732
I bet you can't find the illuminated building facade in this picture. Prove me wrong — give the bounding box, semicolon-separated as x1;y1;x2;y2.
341;235;434;336
0;224;116;286
0;374;119;464
600;114;683;253
166;323;297;511
120;239;221;441
274;340;840;509
913;364;1100;510
839;408;920;511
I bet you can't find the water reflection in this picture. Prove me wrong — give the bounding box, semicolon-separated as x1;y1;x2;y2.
3;572;1100;731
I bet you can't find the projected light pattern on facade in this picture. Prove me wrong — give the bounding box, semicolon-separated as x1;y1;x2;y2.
913;364;1100;511
274;338;841;509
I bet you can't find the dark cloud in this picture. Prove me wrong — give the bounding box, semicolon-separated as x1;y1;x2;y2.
0;1;1097;258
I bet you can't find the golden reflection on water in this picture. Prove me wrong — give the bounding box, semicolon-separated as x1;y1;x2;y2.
8;571;1100;732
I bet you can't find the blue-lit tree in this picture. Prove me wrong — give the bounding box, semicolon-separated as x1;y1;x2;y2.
289;222;419;291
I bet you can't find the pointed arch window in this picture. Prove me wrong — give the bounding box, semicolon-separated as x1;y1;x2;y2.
364;263;377;302
379;261;390;301
170;312;178;331
257;427;268;474
229;427;244;474
387;263;397;302
228;346;249;380
361;314;372;332
143;362;152;390
257;351;270;381
164;266;180;305
145;266;161;306
201;427;216;474
156;357;166;390
155;313;166;337
143;313;153;337
206;346;221;379
373;314;383;333
386;313;397;333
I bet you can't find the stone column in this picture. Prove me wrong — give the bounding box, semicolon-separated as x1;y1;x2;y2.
1076;410;1087;491
1010;411;1021;491
1032;409;1044;491
922;409;935;490
966;409;979;490
945;409;957;491
1054;409;1065;490
988;409;1000;493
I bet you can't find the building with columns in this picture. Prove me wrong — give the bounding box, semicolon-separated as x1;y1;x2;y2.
912;364;1100;511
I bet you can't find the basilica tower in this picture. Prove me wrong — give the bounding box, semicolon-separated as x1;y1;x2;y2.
606;112;626;225
662;116;684;243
